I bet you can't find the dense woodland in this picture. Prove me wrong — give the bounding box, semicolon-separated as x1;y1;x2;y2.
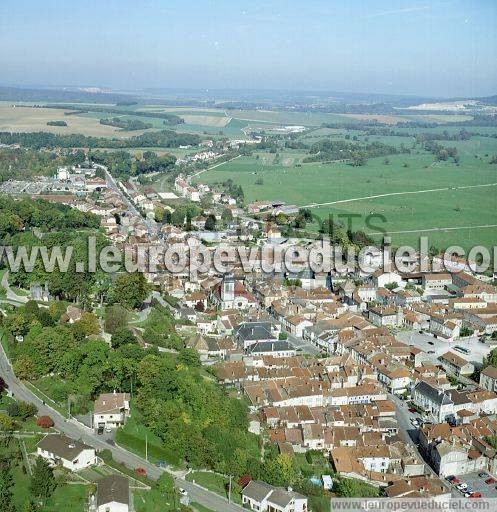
0;130;201;150
0;148;86;182
91;150;177;178
99;117;153;131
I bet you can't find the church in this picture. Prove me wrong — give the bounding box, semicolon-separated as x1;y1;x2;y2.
210;273;258;310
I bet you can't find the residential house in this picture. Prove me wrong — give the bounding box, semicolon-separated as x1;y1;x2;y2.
412;381;454;423
37;435;96;471
480;366;497;392
438;352;475;377
96;475;129;512
241;480;307;512
93;392;130;430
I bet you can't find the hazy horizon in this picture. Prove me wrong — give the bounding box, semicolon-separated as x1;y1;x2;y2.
1;0;496;98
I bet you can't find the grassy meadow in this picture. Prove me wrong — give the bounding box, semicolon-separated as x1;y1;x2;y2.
194;137;497;250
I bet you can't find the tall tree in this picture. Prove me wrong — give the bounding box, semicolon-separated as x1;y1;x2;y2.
30;457;56;502
0;457;15;512
110;273;150;309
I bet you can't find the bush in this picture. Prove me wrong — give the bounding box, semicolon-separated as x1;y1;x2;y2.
36;416;54;428
6;401;37;420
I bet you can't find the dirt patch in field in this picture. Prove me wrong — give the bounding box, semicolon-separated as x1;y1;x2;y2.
180;114;231;127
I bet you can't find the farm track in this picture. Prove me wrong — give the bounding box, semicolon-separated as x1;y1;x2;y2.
371;224;497;235
302;182;497;208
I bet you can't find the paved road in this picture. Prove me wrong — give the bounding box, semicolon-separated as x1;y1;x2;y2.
188;154;242;181
0;339;243;512
1;271;28;303
95;164;158;235
286;332;322;356
387;393;452;489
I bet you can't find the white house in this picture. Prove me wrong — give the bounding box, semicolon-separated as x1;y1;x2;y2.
373;270;404;289
96;475;129;512
412;381;454;422
37;435;96;471
438;351;475;377
93;392;130;430
480;366;497;392
242;480;307;512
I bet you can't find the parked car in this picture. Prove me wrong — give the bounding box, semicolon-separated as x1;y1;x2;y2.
470;492;482;498
479;472;489;478
451;477;460;485
179;488;188;496
135;467;147;476
427;341;434;345
485;477;496;485
105;427;112;433
408;408;417;413
97;426;104;435
446;475;455;482
457;483;468;491
156;460;166;468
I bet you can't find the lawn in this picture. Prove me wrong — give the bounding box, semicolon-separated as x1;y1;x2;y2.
26;378;71;418
134;487;180;512
186;471;242;505
115;404;183;469
41;482;88;512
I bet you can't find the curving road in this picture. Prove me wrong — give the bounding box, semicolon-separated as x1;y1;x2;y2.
0;339;243;512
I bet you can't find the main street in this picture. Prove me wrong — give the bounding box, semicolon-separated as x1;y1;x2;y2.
95;163;158;235
0;340;243;512
388;393;454;494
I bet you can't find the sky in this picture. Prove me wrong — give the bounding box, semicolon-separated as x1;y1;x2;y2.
1;0;496;98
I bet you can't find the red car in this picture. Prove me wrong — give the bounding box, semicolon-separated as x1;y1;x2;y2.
408;408;417;413
470;492;482;498
451;478;461;485
135;467;147;476
485;478;495;485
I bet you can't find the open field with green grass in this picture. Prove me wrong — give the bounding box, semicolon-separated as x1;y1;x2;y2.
186;471;242;505
194;135;497;249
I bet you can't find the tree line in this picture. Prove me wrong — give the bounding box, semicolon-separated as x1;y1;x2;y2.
0;130;201;150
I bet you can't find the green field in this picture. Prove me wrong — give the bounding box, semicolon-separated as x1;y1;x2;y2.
194;137;497;250
186;471;242;505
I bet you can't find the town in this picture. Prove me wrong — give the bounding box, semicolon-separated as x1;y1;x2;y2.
0;1;496;511
0;142;497;512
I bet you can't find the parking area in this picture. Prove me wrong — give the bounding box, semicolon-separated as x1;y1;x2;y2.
449;472;497;498
397;331;492;366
